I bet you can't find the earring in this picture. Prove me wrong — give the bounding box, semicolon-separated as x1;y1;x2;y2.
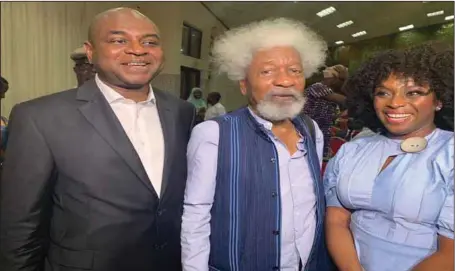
436;106;442;111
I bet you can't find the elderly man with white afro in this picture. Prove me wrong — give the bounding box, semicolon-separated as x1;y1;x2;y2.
182;17;334;271
212;17;327;81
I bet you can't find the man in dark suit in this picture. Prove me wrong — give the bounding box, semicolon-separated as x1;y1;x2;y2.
0;7;195;271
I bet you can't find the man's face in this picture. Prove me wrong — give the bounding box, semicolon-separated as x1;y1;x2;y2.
84;10;164;90
239;46;306;122
207;93;216;105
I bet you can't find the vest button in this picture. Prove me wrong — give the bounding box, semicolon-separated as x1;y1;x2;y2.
270;158;276;163
272;230;280;235
271;192;277;197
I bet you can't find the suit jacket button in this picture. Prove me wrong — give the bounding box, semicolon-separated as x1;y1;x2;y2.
157;209;166;216
272;266;279;270
154;243;167;250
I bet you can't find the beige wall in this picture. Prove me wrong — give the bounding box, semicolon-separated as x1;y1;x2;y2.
1;1;244;117
178;2;244;111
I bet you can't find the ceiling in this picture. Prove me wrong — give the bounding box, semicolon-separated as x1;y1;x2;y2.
202;1;454;46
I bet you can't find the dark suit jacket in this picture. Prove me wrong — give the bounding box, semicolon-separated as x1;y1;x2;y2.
0;80;196;271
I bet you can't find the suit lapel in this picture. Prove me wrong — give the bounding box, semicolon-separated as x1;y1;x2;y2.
154;89;175;198
76;80;158;197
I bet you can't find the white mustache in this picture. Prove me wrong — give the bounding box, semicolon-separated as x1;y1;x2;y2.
265;88;302;100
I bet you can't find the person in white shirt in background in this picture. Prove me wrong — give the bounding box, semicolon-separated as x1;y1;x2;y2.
204;92;226;120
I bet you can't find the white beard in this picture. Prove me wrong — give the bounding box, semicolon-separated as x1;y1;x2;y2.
255;88;306;122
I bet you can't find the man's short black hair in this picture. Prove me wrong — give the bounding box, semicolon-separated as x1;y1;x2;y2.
208;92;222;103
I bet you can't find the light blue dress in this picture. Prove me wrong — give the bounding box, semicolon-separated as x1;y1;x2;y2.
324;128;454;271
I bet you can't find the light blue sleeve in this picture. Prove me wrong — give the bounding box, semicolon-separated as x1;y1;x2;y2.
323;144;347;208
181;121;220;271
436;137;454;239
437;177;454;239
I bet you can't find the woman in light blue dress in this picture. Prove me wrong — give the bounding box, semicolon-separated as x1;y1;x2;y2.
324;43;454;271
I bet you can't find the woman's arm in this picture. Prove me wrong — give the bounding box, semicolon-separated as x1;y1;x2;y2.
325;207;364;271
411;235;454;271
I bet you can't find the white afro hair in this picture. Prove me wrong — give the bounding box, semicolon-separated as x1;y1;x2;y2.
211;17;328;81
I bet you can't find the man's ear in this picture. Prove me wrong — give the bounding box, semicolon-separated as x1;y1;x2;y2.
84;41;94;64
239;79;248;96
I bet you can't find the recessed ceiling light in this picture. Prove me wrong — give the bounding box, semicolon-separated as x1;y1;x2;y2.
316;6;336;17
352;31;367;38
337;20;354;28
335;41;344;45
427;10;444;17
445;15;454;20
399;24;414;31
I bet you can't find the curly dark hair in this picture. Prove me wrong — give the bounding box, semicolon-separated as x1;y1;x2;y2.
344;42;454;132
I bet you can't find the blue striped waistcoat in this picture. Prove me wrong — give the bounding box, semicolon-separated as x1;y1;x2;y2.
209;108;333;271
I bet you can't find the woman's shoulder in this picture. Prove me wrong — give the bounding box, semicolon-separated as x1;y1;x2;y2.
433;128;454;142
338;134;382;154
431;129;454;178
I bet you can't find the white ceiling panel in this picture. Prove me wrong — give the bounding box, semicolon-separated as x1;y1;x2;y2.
202;1;455;46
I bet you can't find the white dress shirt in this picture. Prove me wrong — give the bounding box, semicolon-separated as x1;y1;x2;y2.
95;75;165;196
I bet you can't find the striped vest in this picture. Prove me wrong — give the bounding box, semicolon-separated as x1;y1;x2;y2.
209;108;333;271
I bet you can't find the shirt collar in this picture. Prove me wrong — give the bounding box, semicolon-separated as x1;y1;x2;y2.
247;106;305;145
247;107;273;131
95;74;155;104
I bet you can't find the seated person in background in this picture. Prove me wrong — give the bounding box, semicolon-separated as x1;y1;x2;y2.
302;64;348;160
1;76;9;166
70;46;96;87
324;43;454;271
204;92;226;120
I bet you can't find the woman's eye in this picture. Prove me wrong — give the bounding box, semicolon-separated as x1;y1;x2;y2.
374;90;390;97
406;90;426;97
